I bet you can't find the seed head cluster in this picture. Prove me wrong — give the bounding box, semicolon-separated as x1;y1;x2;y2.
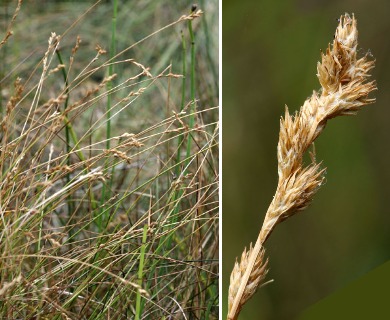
228;13;376;320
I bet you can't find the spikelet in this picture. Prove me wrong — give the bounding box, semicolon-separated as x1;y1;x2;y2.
228;245;268;319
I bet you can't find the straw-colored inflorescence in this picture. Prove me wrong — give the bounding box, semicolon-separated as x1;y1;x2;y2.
228;245;269;316
227;13;376;320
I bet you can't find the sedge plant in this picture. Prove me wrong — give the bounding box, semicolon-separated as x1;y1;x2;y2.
0;1;219;319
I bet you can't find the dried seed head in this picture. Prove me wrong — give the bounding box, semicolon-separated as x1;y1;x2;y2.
274;13;376;231
317;13;376;109
228;14;376;320
228;245;269;318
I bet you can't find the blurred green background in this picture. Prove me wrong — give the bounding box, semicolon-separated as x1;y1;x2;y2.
223;0;390;319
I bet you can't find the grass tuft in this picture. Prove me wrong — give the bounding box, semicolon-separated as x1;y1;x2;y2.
0;1;218;319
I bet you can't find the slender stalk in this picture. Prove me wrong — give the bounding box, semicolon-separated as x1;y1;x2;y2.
55;49;73;219
163;5;198;253
185;9;196;172
56;49;99;240
199;0;218;93
106;0;117;152
135;224;148;320
99;0;118;231
175;30;187;176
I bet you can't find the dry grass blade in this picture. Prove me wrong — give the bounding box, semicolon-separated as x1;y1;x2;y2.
227;13;376;320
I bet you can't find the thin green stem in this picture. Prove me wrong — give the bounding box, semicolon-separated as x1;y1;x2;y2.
161;5;198;257
199;0;218;94
106;0;117;151
99;0;118;232
55;50;72;214
175;30;187;177
135;224;148;320
185;11;196;172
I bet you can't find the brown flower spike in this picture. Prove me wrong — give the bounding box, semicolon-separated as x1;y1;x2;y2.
227;13;376;320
